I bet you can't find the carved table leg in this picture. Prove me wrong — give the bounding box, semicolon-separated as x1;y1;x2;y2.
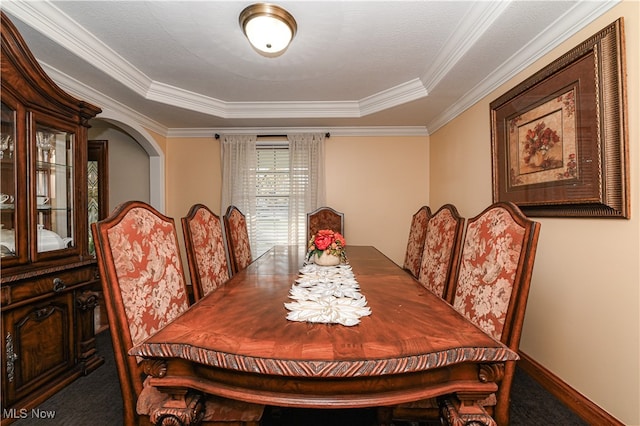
149;389;205;426
440;394;496;426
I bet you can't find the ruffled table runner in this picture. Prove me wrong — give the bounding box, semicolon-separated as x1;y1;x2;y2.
284;262;372;326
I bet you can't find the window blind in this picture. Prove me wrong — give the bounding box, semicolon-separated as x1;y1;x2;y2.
254;144;290;256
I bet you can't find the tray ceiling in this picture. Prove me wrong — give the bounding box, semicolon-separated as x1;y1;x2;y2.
2;1;617;134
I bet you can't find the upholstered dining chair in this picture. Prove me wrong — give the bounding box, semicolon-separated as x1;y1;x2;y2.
92;201;263;426
447;201;540;425
181;204;231;302
417;204;465;300
306;206;344;241
402;206;431;278
382;201;540;426
223;205;253;275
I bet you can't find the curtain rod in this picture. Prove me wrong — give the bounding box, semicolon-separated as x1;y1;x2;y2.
214;133;330;139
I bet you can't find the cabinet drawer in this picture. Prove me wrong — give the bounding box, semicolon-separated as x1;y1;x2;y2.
1;266;97;306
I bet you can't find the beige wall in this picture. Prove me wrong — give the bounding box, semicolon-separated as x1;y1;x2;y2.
430;2;639;424
325;136;429;263
165;136;222;219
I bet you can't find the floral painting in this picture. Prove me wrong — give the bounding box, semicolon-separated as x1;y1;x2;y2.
508;89;577;187
490;19;628;218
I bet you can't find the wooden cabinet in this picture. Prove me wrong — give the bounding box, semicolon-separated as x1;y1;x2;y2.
0;12;103;422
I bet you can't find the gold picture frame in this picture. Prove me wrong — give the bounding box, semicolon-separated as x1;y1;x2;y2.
490;18;629;218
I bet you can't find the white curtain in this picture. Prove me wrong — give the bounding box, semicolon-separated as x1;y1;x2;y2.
287;133;326;246
220;132;325;254
220;134;258;249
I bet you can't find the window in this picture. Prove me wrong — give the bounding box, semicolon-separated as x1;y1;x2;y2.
254;142;292;256
221;133;326;258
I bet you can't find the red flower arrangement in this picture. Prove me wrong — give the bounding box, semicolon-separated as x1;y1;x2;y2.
523;121;560;168
307;229;346;262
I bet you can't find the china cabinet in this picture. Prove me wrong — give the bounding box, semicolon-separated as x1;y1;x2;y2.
1;12;103;422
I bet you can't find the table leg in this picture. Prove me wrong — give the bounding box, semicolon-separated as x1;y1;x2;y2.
440;394;496;426
149;389;205;426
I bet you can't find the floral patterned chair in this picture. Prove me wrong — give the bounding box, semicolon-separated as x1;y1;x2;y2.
402;206;431;278
182;204;231;302
447;201;540;425
92;201;263;426
417;204;465;300
306;206;344;241
223;205;253;275
382;201;540;426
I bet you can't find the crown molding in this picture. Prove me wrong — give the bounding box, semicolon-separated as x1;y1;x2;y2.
144;72;427;120
426;0;620;134
40;63;169;136
224;101;361;118
42;61;428;139
2;0;152;95
421;1;511;92
146;81;228;118
359;79;428;116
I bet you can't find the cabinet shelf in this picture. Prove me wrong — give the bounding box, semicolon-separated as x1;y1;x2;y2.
36;161;73;170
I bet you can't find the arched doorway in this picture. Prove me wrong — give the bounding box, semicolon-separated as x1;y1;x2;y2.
90;110;165;212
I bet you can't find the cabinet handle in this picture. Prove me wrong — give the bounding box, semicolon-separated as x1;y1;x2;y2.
53;278;66;292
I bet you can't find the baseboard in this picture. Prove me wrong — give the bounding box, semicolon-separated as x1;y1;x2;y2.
518;351;624;425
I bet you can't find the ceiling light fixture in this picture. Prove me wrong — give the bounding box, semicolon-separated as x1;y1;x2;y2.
240;3;297;58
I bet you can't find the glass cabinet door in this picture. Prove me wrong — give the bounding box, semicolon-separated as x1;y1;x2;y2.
0;102;17;258
34;124;75;253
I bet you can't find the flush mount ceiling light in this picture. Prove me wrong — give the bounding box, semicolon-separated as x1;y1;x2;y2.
240;3;297;57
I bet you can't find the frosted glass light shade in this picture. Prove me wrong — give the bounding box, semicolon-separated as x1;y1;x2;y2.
240;3;297;57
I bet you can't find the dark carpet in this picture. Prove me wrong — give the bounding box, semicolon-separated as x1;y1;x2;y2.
12;331;588;425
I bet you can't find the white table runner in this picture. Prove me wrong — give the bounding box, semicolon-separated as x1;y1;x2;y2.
284;263;372;326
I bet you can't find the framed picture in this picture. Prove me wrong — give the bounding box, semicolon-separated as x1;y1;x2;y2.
490;18;629;218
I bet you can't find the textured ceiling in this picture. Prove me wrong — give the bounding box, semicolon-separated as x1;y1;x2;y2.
1;1;618;135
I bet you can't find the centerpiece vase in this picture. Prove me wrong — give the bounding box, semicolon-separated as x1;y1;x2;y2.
313;252;341;266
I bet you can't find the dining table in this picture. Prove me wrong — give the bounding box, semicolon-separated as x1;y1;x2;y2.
129;245;518;426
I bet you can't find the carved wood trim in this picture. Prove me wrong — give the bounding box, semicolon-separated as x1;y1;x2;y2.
132;344;518;378
143;359;168;378
76;290;99;311
149;391;204;426
478;363;505;383
440;396;496;426
5;332;18;383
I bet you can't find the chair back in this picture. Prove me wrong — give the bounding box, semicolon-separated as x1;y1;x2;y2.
91;201;190;425
402;206;431;278
223;205;252;275
451;201;540;425
417;204;464;300
306;206;344;241
182;204;230;301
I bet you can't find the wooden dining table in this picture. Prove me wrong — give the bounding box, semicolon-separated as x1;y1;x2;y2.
130;245;517;425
